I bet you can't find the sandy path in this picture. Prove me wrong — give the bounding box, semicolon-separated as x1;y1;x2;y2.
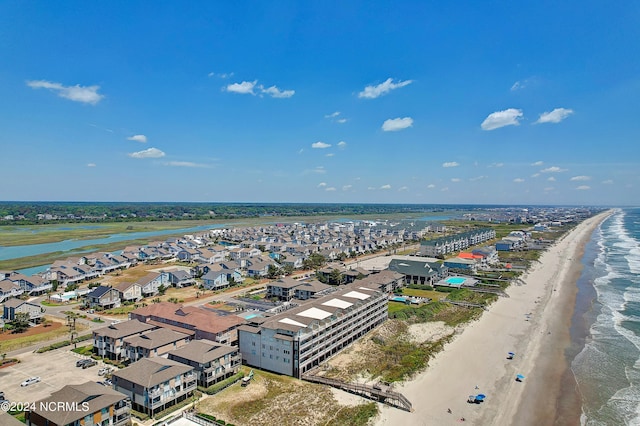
371;212;610;426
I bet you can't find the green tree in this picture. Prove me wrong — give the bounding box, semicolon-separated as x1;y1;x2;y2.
12;312;31;333
267;264;281;279
158;284;167;295
303;253;326;271
329;269;344;285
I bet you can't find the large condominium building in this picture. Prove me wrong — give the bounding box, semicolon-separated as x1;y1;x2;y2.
238;279;388;378
92;319;158;360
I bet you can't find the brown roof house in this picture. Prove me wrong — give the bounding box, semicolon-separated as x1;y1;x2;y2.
25;381;131;426
130;302;245;345
93;319;158;360
123;328;191;362
167;339;241;388
111;357;196;418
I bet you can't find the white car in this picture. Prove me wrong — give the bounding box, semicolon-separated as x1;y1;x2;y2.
20;377;41;387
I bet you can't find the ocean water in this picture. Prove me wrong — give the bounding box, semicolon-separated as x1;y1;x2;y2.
572;208;640;425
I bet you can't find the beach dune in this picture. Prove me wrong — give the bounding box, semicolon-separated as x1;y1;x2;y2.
372;212;610;426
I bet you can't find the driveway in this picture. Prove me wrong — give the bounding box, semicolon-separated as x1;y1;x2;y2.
0;348;110;404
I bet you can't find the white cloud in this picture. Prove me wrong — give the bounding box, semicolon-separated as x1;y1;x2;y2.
451;178;461;182
536;108;574;124
128;147;166;159
442;162;459;168
226;80;257;95
261;85;295;98
398;186;409;191
27;80;104;104
127;134;147;143
511;81;525;91
367;186;376;190
541;166;568;173
489;162;504;168
342;185;352;191
576;185;591;190
547;176;556;182
602;179;614;184
317;182;327;187
336;118;348;123
325;111;340;118
87;163;96;167
337;141;347;148
441;187;449;192
312;166;326;174
312;141;331;149
358;78;412;99
325;187;336;191
427;184;436;189
380;184;391;190
531;173;540;178
326;153;335;157
469;176;487;182
209;72;233;79
481;108;523;130
531;161;544;166
570;175;591;181
382;117;413;132
163;161;211;168
513;178;525;183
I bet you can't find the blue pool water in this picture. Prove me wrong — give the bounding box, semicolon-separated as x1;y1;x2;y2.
390;296;408;302
446;277;466;285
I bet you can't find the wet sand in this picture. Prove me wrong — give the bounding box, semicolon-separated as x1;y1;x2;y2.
372;211;611;426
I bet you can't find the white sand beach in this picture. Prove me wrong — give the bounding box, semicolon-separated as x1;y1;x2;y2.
371;212;611;426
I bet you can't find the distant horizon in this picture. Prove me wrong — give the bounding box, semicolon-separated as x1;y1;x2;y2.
1;2;638;205
0;200;625;208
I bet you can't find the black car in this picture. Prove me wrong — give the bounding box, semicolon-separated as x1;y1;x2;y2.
82;360;97;369
76;359;90;367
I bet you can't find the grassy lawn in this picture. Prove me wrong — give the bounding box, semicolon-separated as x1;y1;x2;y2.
101;305;137;316
0;319;88;353
399;288;448;300
197;368;378;426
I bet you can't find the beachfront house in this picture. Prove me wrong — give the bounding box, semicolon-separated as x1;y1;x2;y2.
115;281;143;302
137;271;170;297
111;357;197;418
167;340;241;388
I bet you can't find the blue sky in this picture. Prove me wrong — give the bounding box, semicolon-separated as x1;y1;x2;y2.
1;1;638;206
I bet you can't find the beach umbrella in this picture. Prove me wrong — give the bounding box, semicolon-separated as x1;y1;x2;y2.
475;394;486;402
516;374;525;381
508;352;515;356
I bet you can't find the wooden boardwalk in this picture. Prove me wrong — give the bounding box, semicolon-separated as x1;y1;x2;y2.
302;373;412;412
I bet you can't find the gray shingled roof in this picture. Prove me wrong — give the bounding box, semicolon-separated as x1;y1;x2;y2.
93;319;157;339
123;327;189;349
30;381;127;425
167;340;236;363
112;357;193;388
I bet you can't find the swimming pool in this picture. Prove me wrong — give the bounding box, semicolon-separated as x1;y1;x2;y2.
445;277;466;285
390;296;408;302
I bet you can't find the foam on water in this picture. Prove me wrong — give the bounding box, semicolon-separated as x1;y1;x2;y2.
574;209;640;425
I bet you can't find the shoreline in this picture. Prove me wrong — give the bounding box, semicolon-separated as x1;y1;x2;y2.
372;211;612;426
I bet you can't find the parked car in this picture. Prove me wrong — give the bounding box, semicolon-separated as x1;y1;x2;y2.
82;360;97;369
98;367;112;376
103;379;113;386
76;359;91;367
20;377;41;387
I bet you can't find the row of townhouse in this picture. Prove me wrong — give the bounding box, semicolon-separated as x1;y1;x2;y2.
0;270;52;296
419;228;497;257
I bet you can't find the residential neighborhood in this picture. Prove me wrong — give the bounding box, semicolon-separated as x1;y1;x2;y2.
0;207;597;425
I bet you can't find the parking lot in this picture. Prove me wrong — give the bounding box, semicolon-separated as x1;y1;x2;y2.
0;348;112;404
